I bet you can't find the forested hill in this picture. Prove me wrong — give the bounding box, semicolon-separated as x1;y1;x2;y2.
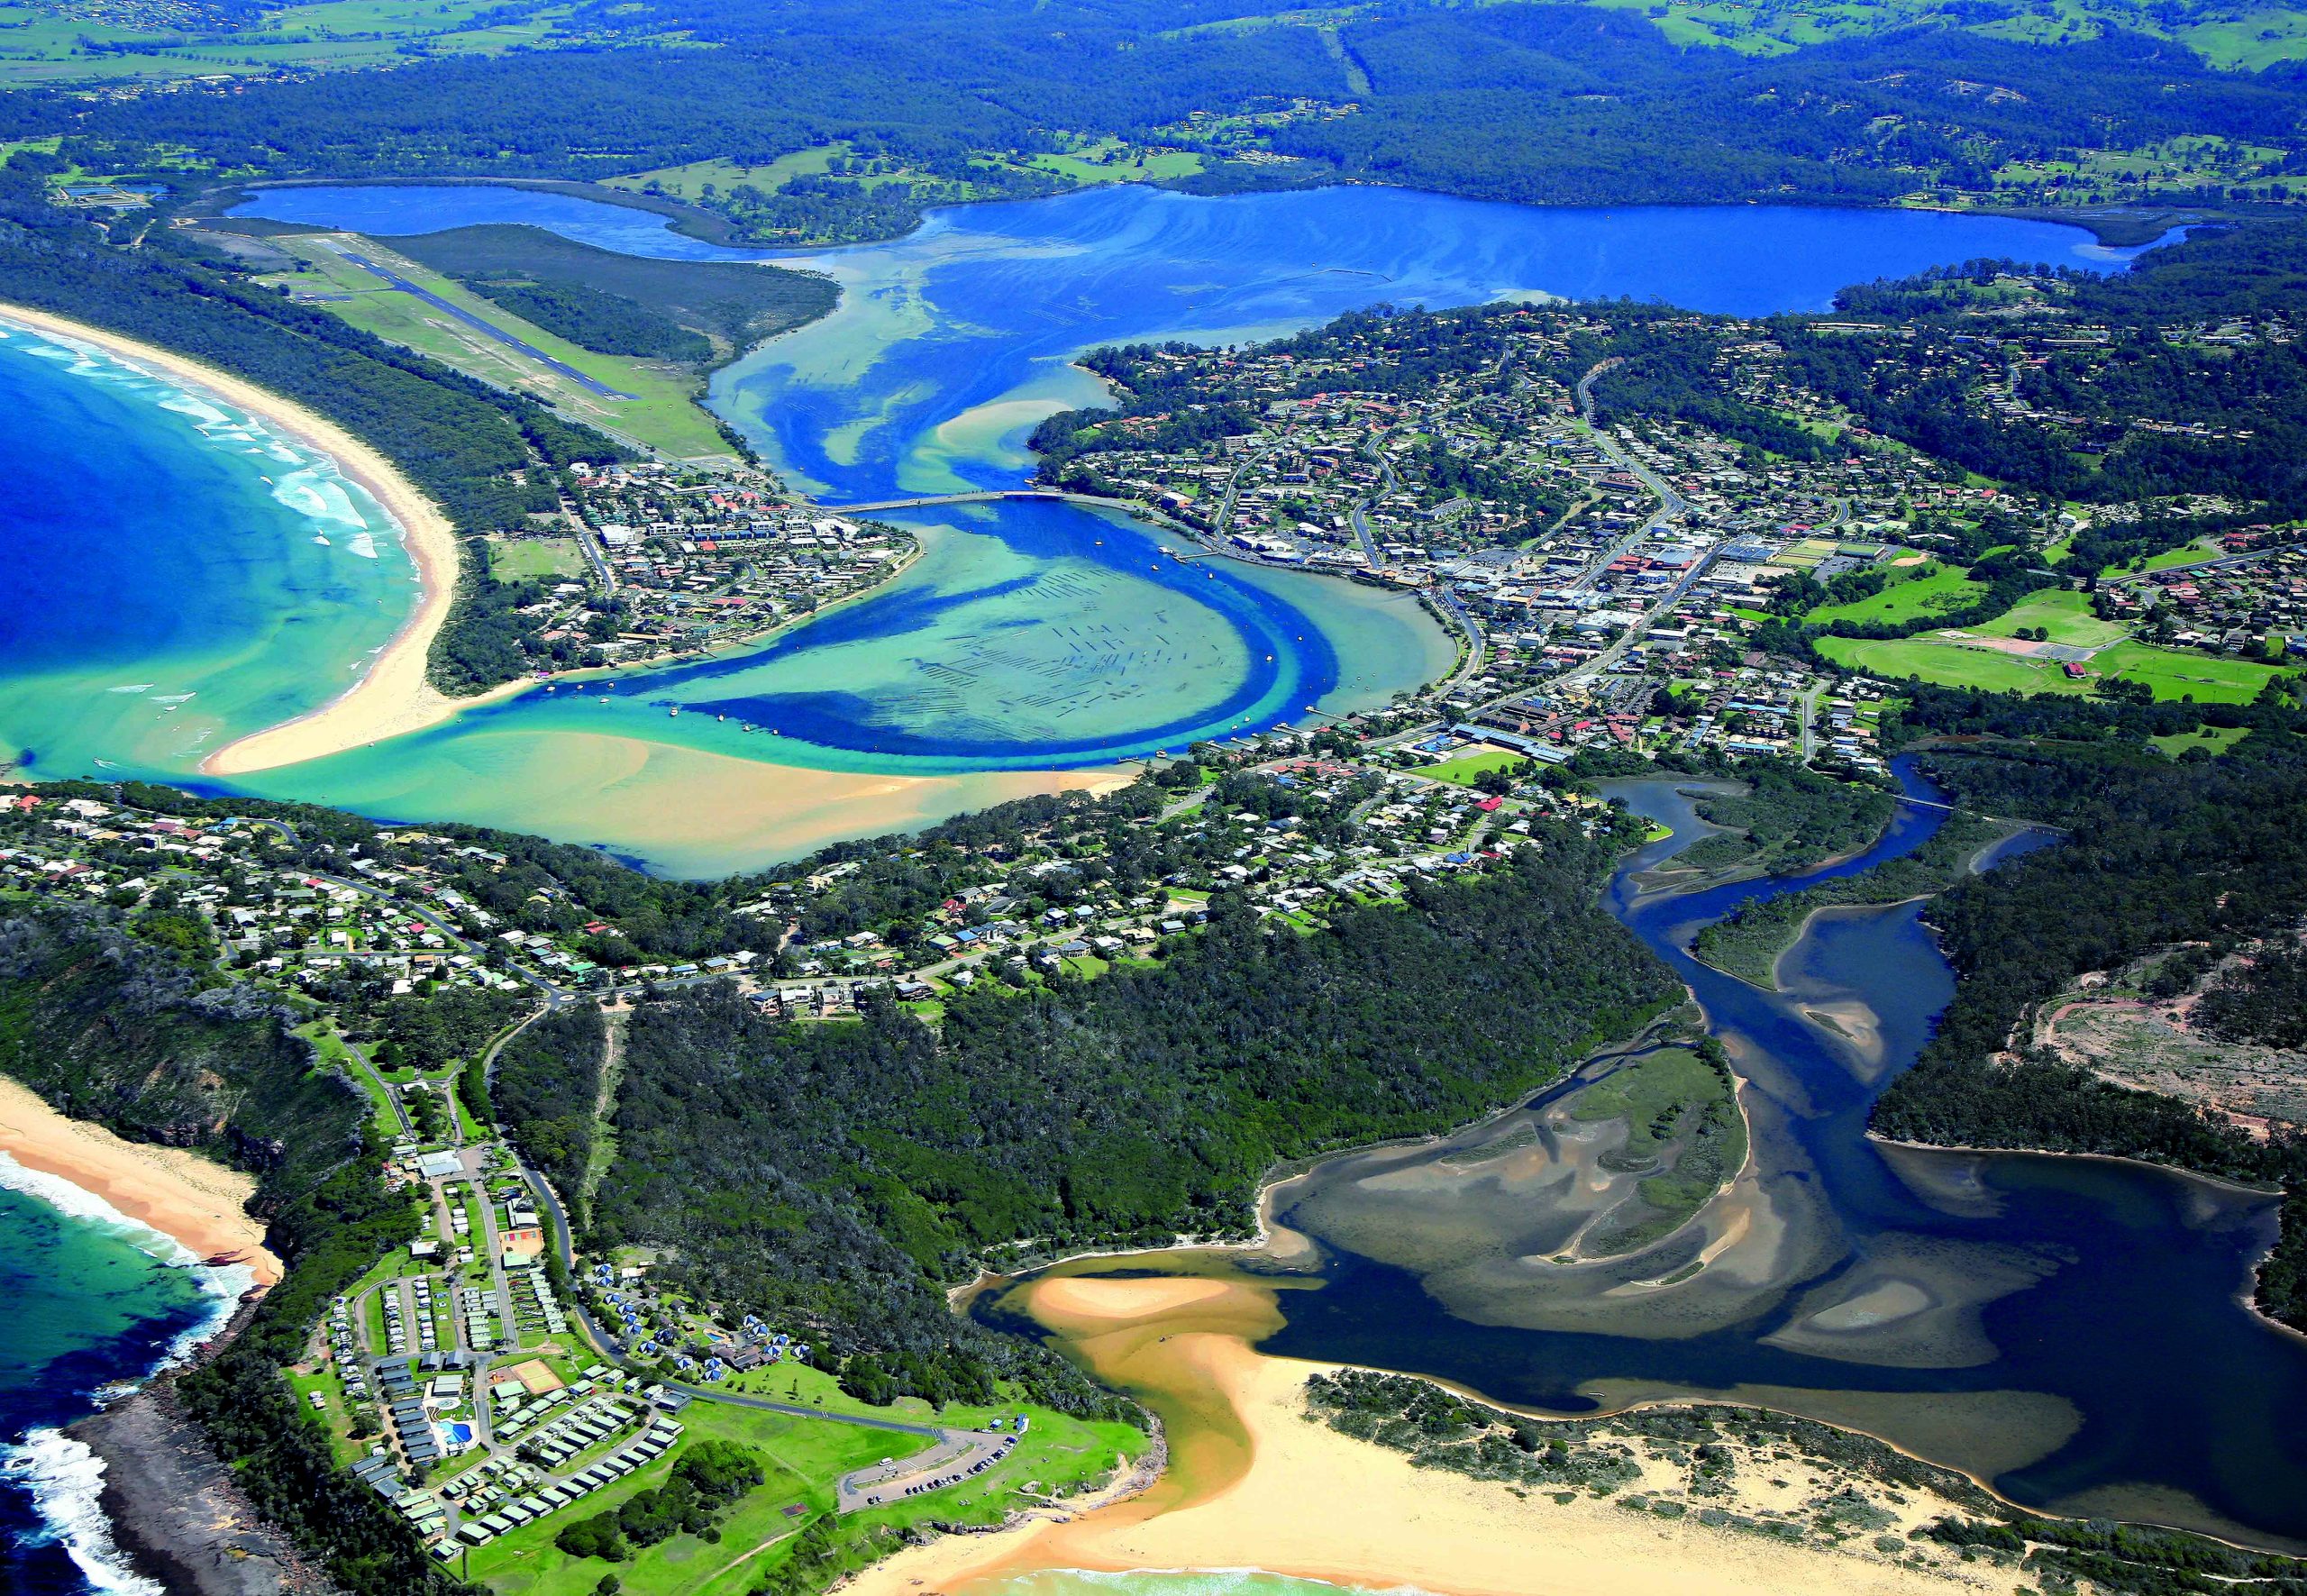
8;0;2301;243
1870;681;2307;1329
0;902;465;1596
500;828;1678;1409
1;899;351;1191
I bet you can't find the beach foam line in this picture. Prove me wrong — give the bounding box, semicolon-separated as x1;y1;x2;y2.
0;1152;254;1370
0;1428;166;1596
0;1079;280;1287
0;302;465;778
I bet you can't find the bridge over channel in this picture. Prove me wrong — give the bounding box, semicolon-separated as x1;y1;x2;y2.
829;488;1172;520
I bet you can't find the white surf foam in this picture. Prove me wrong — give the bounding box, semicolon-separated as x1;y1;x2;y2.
0;1152;252;1369
0;1429;167;1595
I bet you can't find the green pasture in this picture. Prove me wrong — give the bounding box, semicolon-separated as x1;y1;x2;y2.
1026;140;1206;185
0;0;585;85
609;149;842;202
1819;632;2284;702
1800;564;1968;626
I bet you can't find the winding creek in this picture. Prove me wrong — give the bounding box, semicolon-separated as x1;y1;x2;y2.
975;762;2307;1552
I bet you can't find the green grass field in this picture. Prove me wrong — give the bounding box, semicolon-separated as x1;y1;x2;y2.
2137;536;2227;573
2152;724;2254;758
0;0;595;85
608;149;843;202
1026;140;1207;185
256;235;735;460
1976;588;2129;648
298;1020;403;1138
1800;564;1970;627
1578;0;2307;68
492;538;589;582
1422;746;1523;785
1818;632;2284;703
463;1391;1135;1596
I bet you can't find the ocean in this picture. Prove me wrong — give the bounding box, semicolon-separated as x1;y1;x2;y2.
0;316;416;784
0;1157;251;1596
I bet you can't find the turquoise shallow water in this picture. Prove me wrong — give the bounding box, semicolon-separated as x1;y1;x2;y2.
0;1158;245;1595
0;319;417;782
0;185;2145;872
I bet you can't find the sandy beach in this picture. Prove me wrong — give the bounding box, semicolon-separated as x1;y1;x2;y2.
0;1077;281;1284
0;302;468;778
851;1275;1984;1596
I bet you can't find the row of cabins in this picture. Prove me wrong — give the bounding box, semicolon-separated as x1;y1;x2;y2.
326;1298;372;1406
446;1415;687;1554
352;1454;448;1540
517;1393;641;1468
506;1263;569;1338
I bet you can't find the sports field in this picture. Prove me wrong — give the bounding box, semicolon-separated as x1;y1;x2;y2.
492;538;590;582
1423;746;1525;785
1818;632;2283;703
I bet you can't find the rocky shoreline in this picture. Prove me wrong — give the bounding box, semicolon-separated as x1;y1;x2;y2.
68;1295;340;1596
72;1374;337;1596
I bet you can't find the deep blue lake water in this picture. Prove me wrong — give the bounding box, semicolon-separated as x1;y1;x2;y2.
233;183;2157;502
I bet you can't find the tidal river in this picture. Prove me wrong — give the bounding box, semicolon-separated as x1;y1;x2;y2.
972;762;2307;1555
5;182;2150;872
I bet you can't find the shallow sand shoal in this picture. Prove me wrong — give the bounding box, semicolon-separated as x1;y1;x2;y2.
0;303;467;778
1032;1277;1233;1322
265;725;1139;878
0;1077;281;1284
851;1287;1968;1596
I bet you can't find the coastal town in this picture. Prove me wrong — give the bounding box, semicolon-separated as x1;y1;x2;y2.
7;61;2307;1596
1032;297;2301;775
472;457;920;679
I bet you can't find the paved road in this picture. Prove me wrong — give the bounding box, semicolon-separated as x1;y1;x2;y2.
561;497;619;596
674;1383;940;1439
836;1429;1015;1513
1569;360;1691;581
1798;679;1826;762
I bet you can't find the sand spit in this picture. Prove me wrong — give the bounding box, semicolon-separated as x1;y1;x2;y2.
850;1276;1985;1596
